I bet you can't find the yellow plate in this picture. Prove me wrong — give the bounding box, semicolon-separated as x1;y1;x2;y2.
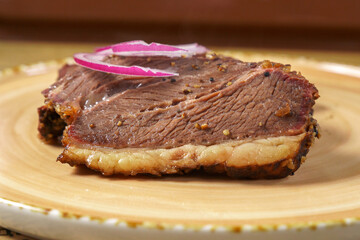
0;52;359;240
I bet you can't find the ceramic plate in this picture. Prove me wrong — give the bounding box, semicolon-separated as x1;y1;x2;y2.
0;52;360;240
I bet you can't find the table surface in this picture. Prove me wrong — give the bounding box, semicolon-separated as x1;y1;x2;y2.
0;40;359;240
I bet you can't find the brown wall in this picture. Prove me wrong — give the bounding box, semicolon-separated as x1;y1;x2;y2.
1;0;360;50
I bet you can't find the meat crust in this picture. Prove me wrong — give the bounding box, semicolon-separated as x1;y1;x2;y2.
57;128;317;178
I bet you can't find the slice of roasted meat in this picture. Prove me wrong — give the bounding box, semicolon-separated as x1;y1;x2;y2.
38;54;319;178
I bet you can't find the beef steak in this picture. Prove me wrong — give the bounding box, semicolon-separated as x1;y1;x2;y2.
38;53;319;178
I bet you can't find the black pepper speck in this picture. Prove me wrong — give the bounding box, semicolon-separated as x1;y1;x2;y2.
264;71;270;77
192;64;200;70
249;62;257;68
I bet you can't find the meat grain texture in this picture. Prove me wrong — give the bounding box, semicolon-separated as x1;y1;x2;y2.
38;54;319;178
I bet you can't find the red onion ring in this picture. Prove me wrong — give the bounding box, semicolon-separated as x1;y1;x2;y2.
112;41;185;52
175;43;208;55
75;41;208;76
74;53;178;77
95;40;146;53
96;41;208;58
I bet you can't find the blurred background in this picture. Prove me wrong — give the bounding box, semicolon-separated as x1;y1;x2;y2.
0;0;360;68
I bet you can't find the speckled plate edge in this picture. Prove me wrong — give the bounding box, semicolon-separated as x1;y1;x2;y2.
1;57;360;240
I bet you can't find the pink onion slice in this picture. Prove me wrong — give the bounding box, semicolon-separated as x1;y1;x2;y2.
112;41;185;52
76;41;209;76
95;41;208;58
95;40;146;53
175;43;208;55
74;53;178;77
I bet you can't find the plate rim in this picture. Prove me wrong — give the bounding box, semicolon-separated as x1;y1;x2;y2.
2;196;359;234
